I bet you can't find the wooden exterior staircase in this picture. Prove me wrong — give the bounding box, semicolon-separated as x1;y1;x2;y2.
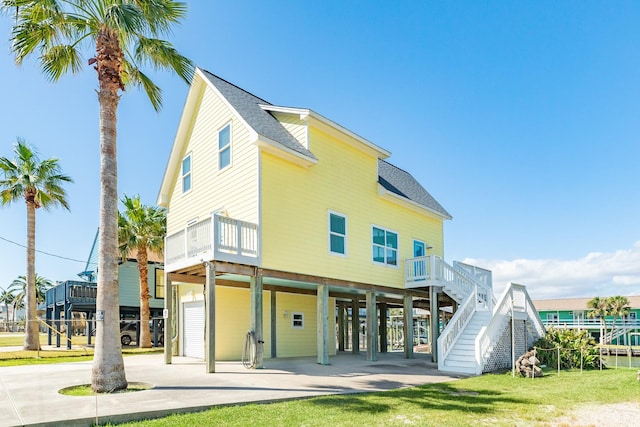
405;256;545;375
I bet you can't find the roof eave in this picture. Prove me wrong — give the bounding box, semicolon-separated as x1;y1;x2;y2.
157;69;208;207
255;135;318;168
377;184;452;221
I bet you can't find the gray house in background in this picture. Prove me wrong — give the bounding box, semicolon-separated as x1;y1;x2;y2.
45;230;165;348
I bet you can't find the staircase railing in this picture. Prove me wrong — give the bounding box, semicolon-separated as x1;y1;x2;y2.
437;286;477;365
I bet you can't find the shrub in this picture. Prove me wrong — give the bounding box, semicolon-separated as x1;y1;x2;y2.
533;327;603;370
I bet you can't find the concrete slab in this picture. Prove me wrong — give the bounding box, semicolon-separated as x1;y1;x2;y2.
0;352;463;427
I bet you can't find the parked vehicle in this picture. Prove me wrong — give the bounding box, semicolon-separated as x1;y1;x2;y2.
120;321;164;346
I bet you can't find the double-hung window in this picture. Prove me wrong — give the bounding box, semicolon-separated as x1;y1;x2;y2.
218;123;231;170
155;269;165;299
329;212;347;255
182;154;192;193
372;226;398;266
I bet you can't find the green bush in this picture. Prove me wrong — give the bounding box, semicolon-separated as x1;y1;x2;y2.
533;327;603;370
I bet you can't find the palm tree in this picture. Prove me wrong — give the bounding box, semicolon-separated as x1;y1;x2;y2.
608;296;630;345
0;288;15;332
3;0;192;392
587;296;610;345
0;140;72;349
9;275;53;305
118;194;166;348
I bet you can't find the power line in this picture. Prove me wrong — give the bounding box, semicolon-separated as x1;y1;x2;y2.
0;235;88;264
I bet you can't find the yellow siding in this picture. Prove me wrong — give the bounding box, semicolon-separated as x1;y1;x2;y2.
177;284;272;361
261;126;444;288
275;293;336;357
271;112;308;148
166;84;259;235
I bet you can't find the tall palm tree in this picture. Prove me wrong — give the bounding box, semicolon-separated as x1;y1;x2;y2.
0;140;72;349
587;296;610;345
3;0;192;392
118;194;165;348
0;288;15;332
608;296;630;345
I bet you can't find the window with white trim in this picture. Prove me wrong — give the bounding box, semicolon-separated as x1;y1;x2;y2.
292;312;304;329
329;212;347;255
155;269;165;299
218;123;231;170
372;226;398;266
182;154;192;193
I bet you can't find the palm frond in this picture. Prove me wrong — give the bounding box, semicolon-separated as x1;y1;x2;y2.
134;0;188;35
41;44;83;80
133;36;193;82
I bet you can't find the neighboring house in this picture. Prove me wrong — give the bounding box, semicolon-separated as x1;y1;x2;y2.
534;296;640;346
157;68;544;375
44;230;165;348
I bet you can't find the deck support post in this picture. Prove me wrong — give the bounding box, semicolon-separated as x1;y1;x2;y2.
351;299;360;354
66;304;72;350
250;272;264;368
337;302;345;352
366;291;378;362
403;295;414;359
379;302;388;353
270;291;277;358
317;283;330;365
205;263;216;373
164;274;173;365
86;312;93;346
430;286;439;363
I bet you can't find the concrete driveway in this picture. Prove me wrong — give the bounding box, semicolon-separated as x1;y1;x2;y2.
0;352;462;426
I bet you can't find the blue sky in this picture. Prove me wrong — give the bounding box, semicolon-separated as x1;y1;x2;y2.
1;1;639;299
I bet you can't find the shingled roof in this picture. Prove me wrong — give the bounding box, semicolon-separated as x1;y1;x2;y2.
198;69;449;220
200;69;316;160
378;160;452;219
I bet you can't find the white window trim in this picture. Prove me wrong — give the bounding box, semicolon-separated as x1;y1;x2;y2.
291;312;304;329
371;224;399;268
181;153;192;195
328;210;347;257
218;122;232;172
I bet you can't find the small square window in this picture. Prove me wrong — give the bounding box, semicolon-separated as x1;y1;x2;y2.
292;312;304;329
372;226;398;266
218;124;231;170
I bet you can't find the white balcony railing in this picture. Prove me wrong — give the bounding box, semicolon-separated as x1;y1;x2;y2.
164;214;259;272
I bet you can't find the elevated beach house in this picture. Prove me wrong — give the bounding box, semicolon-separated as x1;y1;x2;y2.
158;68;545;375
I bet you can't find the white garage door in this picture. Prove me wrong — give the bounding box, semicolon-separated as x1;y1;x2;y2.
183;300;205;359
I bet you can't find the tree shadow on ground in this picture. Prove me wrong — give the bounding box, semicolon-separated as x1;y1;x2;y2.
310;382;526;416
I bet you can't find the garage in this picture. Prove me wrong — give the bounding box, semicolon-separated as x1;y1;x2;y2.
183;300;205;359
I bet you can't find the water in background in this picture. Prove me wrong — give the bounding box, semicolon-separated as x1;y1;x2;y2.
602;355;640;368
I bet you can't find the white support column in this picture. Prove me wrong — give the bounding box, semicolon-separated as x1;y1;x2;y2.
430;286;438;363
317;283;330;365
205;263;216;373
164;273;173;365
366;291;378;362
403;294;414;359
250;273;264;369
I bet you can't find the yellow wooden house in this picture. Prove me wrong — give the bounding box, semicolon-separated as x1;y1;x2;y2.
158;68;545;375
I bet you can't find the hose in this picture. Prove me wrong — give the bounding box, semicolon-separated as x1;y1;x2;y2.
242;330;257;369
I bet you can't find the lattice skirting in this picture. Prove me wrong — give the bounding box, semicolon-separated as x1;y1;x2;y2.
483;319;531;373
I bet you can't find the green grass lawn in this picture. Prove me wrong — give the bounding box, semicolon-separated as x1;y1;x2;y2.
110;368;640;427
0;333;161;366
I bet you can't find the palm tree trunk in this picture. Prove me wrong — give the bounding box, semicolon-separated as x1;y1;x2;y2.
91;26;127;393
24;200;39;350
137;247;152;348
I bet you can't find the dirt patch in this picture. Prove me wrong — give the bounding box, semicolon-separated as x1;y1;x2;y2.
551;402;640;426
